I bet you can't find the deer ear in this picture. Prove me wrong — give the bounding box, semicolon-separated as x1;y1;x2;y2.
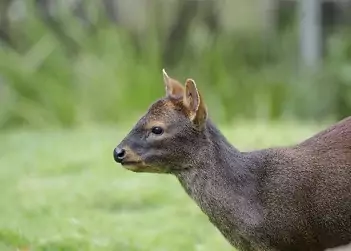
183;78;207;127
162;69;184;98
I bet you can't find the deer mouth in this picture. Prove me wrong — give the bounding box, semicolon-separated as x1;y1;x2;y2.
121;161;165;173
121;161;141;165
121;161;148;172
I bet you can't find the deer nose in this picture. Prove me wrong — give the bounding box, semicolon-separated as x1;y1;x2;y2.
113;147;126;163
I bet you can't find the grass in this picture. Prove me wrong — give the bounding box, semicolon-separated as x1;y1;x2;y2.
0;121;327;251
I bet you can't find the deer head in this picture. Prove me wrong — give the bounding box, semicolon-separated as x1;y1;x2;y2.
113;69;208;173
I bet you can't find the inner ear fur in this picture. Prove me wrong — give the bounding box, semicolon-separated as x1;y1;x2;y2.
184;78;207;127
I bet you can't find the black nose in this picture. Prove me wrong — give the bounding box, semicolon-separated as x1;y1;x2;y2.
113;147;126;163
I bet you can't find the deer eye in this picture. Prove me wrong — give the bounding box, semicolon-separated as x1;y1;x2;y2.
151;126;164;135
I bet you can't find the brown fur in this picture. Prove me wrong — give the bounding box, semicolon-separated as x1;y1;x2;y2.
113;70;351;251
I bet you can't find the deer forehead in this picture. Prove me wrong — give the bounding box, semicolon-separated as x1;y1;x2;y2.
147;98;179;117
141;98;190;128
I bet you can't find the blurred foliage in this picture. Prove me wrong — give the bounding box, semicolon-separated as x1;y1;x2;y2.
0;0;351;130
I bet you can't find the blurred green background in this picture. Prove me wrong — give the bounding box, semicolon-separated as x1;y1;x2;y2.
0;0;350;250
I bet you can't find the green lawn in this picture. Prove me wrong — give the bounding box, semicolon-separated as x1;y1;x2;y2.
0;121;325;251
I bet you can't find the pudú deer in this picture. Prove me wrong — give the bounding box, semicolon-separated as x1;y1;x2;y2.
113;69;351;251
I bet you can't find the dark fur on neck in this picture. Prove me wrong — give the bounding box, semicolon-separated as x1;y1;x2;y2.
173;120;268;250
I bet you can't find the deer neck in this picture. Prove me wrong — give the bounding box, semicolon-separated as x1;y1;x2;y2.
173;120;262;242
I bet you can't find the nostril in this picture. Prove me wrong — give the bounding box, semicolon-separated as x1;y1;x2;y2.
113;147;126;163
117;148;125;158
